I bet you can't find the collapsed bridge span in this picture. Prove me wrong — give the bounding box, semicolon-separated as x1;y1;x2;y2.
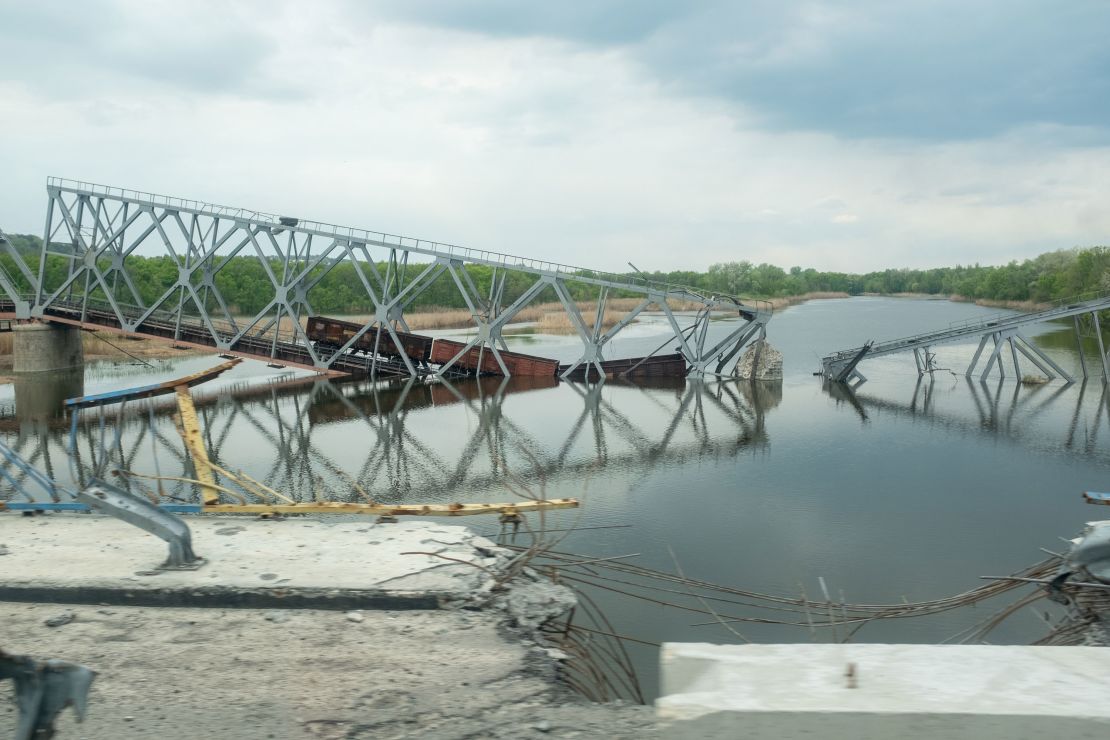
3;179;773;379
822;293;1110;384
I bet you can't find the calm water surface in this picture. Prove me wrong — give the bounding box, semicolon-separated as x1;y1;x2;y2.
3;297;1108;698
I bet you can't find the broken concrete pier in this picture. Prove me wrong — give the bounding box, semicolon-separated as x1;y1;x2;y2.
12;322;83;373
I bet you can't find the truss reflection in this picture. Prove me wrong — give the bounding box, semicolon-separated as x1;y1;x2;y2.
825;375;1110;455
1;374;780;506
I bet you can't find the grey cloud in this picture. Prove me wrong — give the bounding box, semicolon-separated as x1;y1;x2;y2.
367;0;1110;142
0;0;285;98
655;1;1110;141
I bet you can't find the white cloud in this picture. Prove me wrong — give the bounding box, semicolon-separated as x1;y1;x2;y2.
0;1;1107;274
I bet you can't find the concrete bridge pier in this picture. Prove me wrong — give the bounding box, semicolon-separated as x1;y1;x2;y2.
14;367;85;423
12;322;84;373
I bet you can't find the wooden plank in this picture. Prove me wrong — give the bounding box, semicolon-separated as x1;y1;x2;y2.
174;385;219;505
1;500;579;516
195;499;579;516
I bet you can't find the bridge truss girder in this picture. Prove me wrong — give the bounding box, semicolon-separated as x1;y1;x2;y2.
26;178;772;379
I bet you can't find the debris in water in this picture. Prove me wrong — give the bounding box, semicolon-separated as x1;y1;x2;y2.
734;339;783;380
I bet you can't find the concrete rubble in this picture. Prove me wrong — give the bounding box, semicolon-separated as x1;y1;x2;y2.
1046;519;1110;646
733;339;783;381
0;514;660;738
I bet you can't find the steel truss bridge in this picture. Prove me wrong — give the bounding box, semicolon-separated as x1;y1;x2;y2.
821;293;1110;385
0;375;774;508
0;178;771;379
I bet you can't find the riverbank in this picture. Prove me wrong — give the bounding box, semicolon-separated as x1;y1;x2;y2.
0;328;206;371
862;291;1055;311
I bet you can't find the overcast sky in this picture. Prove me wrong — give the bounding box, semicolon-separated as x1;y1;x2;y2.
1;0;1107;273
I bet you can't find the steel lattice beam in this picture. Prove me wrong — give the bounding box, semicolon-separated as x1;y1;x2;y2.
24;178;772;379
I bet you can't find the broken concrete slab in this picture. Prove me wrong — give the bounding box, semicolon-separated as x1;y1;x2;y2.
0;602;660;739
0;514;512;609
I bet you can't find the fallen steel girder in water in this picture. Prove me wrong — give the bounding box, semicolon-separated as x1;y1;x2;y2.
62;357;243;409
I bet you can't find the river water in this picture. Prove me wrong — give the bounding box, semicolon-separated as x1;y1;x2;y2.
2;297;1108;698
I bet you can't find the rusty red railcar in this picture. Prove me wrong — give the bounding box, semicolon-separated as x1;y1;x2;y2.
558;353;688;381
306;316;433;363
429;338;560;377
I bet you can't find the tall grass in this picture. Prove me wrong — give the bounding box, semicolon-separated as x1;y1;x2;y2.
0;328;202;364
535;309;626;335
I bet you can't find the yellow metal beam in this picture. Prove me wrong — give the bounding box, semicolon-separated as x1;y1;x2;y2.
197;499;579;516
174;385;219;505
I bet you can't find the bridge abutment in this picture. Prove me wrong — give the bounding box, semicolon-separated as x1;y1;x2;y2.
12;322;84;373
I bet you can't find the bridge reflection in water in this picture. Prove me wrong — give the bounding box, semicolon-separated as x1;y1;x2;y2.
825;375;1110;455
0;373;780;507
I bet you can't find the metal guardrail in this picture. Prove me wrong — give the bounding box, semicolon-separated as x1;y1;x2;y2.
47;176;772;316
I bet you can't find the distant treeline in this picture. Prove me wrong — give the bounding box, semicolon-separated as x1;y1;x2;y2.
2;233;1107;314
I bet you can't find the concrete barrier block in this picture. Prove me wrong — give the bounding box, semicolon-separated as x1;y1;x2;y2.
657;643;1110;739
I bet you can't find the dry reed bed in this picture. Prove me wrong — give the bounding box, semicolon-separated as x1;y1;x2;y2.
0;329;201;364
319;297;715;335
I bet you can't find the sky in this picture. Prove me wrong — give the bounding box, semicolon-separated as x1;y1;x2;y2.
1;0;1108;273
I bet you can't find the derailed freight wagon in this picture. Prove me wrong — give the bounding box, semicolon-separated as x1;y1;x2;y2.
430;338;560;377
306;316;433;364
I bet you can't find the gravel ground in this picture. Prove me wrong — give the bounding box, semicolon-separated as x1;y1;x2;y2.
0;602;659;739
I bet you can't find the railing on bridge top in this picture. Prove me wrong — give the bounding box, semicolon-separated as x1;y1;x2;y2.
45;177;725;303
19;177;772;379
